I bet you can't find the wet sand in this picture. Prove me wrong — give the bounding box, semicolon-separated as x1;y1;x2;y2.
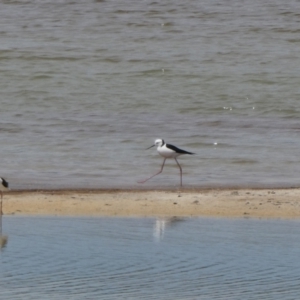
2;188;300;218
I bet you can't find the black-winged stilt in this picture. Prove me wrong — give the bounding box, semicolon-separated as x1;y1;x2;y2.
0;178;9;215
138;139;194;186
0;178;9;200
0;178;8;248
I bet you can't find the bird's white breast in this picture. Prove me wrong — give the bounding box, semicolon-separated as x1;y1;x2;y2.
157;145;181;158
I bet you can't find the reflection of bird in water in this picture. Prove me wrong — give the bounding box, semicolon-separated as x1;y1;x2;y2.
0;235;8;249
154;218;166;241
153;217;186;242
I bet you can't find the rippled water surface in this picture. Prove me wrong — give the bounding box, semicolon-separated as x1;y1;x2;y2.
1;216;300;299
1;0;300;188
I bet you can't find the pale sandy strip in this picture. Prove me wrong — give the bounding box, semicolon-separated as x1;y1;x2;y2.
1;188;300;218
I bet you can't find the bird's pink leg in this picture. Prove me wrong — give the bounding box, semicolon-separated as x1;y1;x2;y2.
138;158;167;184
174;158;183;186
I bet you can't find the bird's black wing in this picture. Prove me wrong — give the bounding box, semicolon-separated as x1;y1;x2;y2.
166;144;194;155
1;178;8;188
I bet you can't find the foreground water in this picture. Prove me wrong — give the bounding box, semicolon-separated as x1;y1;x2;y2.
1;0;300;189
1;216;300;299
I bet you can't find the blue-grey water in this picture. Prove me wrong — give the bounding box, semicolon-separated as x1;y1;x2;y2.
1;216;300;299
1;2;300;297
1;0;300;189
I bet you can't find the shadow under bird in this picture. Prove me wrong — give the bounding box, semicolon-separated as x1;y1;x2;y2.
138;139;194;186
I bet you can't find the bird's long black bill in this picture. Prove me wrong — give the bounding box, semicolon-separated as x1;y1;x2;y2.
146;144;155;150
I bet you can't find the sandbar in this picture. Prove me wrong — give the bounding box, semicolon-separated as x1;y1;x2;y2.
2;188;300;219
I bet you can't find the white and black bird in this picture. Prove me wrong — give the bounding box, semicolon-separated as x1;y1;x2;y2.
0;177;9;200
138;139;194;186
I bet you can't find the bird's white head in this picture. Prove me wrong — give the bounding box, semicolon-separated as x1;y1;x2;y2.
146;139;165;150
154;139;164;147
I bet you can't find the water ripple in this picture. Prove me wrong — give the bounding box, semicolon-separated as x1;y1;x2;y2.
0;0;300;189
2;217;300;299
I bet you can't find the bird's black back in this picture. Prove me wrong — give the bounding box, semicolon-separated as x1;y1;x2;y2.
1;178;9;188
166;144;194;155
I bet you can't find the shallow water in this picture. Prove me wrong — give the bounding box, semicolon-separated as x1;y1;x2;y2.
1;216;300;299
1;0;300;189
